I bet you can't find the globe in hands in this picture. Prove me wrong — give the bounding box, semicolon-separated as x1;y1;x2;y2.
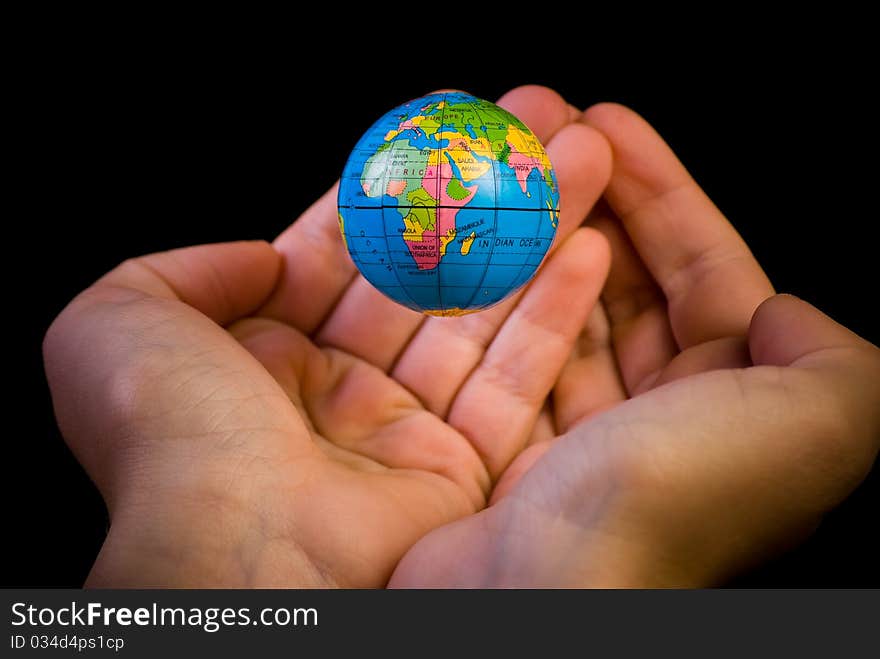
337;92;559;316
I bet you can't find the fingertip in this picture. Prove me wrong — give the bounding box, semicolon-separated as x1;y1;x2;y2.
548;227;611;291
581;102;668;169
581;102;686;200
243;238;285;286
580;225;613;272
581;226;613;282
499;83;567;105
243;239;284;265
583;123;614;184
496;85;572;142
544;122;612;237
581;101;644;135
212;239;284;282
748;294;866;367
548;122;613;181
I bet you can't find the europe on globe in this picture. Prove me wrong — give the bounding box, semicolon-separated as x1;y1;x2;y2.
337;92;559;316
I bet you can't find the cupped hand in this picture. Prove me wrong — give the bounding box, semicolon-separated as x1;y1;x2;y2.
390;103;880;587
43;87;613;587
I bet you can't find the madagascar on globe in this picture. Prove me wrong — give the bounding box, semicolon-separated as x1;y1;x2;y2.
337;92;559;316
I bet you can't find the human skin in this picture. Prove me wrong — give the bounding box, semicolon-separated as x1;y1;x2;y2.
44;87;880;587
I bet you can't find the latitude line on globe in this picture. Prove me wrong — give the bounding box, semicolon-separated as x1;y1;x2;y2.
339;205;548;212
357;235;541;241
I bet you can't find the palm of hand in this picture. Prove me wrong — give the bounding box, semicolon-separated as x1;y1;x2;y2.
214;316;490;588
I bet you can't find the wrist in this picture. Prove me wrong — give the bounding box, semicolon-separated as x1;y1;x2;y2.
87;478;330;588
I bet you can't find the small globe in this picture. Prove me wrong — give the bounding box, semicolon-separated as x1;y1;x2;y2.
338;92;559;316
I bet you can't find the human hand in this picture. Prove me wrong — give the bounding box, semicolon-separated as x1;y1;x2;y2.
390;103;880;587
43;87;614;587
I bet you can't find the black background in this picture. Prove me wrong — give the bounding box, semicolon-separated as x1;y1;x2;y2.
7;37;878;586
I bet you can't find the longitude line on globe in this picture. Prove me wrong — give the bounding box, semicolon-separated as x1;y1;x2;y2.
500;152;548;298
460;97;504;312
435;93;449;312
377;137;421;310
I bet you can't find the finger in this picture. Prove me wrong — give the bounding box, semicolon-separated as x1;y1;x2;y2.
316;85;580;371
746;294;880;487
393;122;613;414
448;228;612;479
43;242;305;507
315;278;425;370
582;103;774;348
495;303;625;500
588;207;678;394
496;85;574;142
553;303;628;432
650;337;751;390
98;240;282;324
750;294;879;367
526;402;557;447
257;183;359;333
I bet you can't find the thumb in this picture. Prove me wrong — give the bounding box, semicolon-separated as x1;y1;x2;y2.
43;241;291;509
747;294;880;491
750;293;878;368
592;294;880;584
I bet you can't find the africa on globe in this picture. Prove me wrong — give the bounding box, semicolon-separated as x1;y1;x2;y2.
337;92;559;316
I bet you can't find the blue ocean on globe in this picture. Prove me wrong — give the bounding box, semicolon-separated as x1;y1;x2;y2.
337;92;559;316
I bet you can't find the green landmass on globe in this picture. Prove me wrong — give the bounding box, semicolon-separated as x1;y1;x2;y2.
338;92;559;316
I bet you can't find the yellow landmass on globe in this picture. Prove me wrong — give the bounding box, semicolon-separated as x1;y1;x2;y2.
402;214;425;241
539;149;553;172
338;213;347;249
465;135;493;159
439;132;493;159
507;125;540;155
439;227;457;257
440;131;494;177
443;146;492;181
460;231;476;255
424;307;481;317
546;200;559;228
